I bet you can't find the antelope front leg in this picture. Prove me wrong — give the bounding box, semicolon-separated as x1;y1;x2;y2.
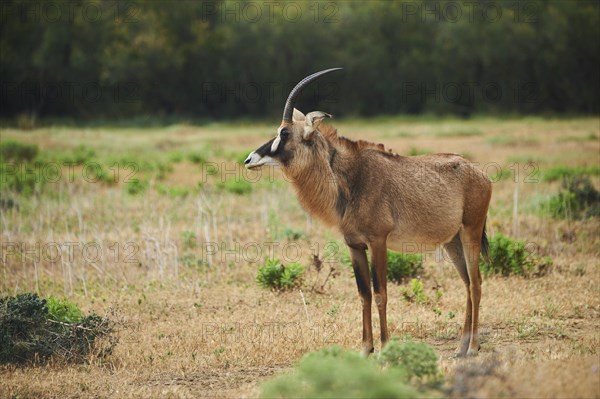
370;239;389;347
348;244;373;356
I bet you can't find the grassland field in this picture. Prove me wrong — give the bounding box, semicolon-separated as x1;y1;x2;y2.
0;116;599;398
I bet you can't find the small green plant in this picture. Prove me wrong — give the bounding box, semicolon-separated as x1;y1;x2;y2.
156;184;191;197
480;233;552;277
338;248;422;285
47;296;84;324
0;140;38;163
181;230;197;250
401;279;429;304
256;259;304;291
168;151;184;163
0;162;44;196
378;338;440;381
187;149;210;164
542;177;600;219
388;252;423;284
213;347;225;357
66;145;96;165
326;304;340;318
125;178;148;195
260;346;421;399
283;227;305;241
217;177;253;195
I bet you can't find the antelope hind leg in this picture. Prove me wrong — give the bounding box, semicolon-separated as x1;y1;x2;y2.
444;234;472;357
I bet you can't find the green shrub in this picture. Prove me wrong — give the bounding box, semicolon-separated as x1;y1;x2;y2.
542;165;600;182
168;151;184;163
481;234;532;276
125;178;148;195
0;293;117;364
282;227;305;241
0;140;38;163
480;234;552;277
0;162;44;197
378;338;440;381
543;177;600;219
339;249;422;285
67;145;96;165
388;252;422;284
217;177;253;195
260;346;420;399
401;279;429;304
187;150;209;164
256;259;304;291
47;297;84;324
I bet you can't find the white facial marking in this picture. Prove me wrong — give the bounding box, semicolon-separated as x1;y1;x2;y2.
244;151;260;166
271;127;284;153
244;152;278;169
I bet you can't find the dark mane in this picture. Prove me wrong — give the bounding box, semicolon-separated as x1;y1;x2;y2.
319;124;397;156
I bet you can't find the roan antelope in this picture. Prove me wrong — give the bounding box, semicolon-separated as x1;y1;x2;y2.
244;68;492;357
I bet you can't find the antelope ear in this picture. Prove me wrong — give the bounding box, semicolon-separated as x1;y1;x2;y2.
303;111;332;140
292;108;305;122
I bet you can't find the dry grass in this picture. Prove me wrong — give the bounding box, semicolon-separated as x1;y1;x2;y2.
1;117;599;398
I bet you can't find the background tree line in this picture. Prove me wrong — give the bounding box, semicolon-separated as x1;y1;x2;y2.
1;0;598;121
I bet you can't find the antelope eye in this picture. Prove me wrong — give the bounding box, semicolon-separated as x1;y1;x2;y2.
280;129;289;138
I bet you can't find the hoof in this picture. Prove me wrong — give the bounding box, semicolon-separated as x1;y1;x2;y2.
361;347;375;357
466;348;479;357
454;340;470;358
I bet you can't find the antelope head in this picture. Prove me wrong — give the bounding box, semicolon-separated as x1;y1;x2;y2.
244;68;343;177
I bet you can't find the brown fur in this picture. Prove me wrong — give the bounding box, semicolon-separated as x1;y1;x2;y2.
246;111;492;357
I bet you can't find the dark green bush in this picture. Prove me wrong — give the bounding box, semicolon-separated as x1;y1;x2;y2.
0;140;43;197
480;234;552;277
0;140;38;163
339;248;422;284
0;293;117;364
388;252;423;284
544;177;600;219
256;259;304;291
260;346;420;399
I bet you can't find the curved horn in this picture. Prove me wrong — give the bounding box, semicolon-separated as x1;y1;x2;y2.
282;68;343;122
